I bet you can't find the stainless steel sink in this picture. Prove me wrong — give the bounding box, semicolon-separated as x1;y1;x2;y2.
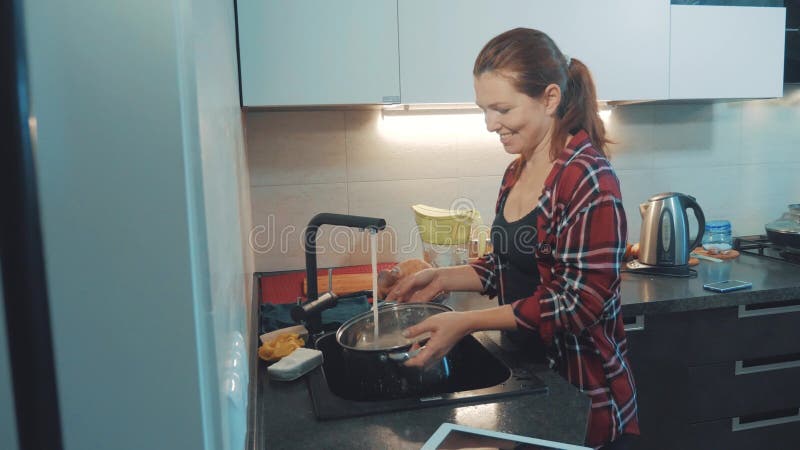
306;331;547;419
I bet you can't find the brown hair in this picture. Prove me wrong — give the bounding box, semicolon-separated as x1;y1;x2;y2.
473;28;609;166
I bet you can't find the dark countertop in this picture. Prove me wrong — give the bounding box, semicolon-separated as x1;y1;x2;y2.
254;292;591;450
252;253;799;449
621;253;800;316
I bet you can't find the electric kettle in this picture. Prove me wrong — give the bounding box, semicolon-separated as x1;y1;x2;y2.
627;192;705;277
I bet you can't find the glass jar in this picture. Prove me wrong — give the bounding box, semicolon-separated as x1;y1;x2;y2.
701;220;733;254
422;242;468;267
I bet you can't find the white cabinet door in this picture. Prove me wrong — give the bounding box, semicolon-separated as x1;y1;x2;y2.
670;5;785;99
238;0;400;106
398;0;670;104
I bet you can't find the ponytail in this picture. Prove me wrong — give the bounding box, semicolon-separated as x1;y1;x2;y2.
551;58;610;160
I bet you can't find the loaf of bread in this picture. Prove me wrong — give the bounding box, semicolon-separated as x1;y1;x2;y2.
376;258;432;298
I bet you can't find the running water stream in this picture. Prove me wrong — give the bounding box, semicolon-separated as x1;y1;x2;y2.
370;230;379;340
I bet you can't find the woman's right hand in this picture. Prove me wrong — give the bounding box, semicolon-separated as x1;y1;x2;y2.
402;311;472;368
384;267;445;303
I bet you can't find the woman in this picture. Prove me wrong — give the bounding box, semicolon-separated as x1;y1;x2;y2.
385;28;638;449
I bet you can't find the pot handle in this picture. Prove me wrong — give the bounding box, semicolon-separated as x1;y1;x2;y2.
681;194;705;252
382;347;423;363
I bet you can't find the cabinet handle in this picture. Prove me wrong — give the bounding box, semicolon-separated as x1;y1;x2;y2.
738;302;800;319
735;357;800;376
623;315;645;332
732;408;800;432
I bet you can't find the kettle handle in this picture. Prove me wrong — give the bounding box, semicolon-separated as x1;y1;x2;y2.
681;195;706;251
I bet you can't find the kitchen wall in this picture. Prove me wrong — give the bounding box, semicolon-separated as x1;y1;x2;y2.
23;1;251;450
246;86;800;272
191;0;254;449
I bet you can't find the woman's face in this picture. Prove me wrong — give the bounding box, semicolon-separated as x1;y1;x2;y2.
474;71;559;157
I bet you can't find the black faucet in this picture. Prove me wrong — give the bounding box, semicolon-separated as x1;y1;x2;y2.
291;213;386;333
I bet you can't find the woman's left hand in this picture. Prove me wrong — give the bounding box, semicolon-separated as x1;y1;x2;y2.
402;311;473;368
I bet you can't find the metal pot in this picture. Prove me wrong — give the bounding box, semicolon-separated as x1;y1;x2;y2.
765;204;800;250
335;303;452;400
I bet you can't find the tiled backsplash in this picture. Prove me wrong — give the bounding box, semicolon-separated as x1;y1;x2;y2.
246;86;800;272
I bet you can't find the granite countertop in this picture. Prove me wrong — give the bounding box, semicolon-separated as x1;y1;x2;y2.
254;292;591;450
620;252;800;315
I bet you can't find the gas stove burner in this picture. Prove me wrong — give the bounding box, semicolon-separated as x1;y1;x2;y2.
779;250;800;263
778;244;800;254
733;235;800;265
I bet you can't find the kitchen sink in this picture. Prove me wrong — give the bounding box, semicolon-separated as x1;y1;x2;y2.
306;331;547;420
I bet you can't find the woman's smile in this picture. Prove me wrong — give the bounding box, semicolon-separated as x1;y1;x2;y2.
499;131;515;146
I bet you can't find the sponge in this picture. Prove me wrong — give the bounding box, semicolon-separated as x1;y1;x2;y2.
267;347;323;381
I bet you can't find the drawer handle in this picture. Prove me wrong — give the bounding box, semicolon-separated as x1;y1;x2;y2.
735;356;800;375
623;315;645;332
738;301;800;319
732;408;800;432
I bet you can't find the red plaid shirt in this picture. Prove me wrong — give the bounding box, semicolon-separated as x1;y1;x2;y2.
471;130;639;448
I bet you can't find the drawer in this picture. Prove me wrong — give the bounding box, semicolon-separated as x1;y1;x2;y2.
687;354;800;422
686;299;800;365
686;408;800;450
623;313;690;450
623;312;688;360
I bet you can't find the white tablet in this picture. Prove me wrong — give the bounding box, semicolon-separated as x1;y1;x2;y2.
421;423;591;450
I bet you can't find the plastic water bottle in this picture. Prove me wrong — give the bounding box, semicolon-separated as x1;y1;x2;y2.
701;220;732;254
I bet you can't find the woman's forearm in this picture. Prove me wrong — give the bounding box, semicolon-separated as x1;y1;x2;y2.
436;264;485;292
462;304;518;333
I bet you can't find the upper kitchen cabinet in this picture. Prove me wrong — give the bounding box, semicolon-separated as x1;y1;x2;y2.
669;5;786;99
237;0;400;106
398;0;670;103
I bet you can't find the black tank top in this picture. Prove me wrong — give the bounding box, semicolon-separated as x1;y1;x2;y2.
492;189;546;358
492;191;541;302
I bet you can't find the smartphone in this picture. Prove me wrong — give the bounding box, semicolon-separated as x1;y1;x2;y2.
703;279;753;293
